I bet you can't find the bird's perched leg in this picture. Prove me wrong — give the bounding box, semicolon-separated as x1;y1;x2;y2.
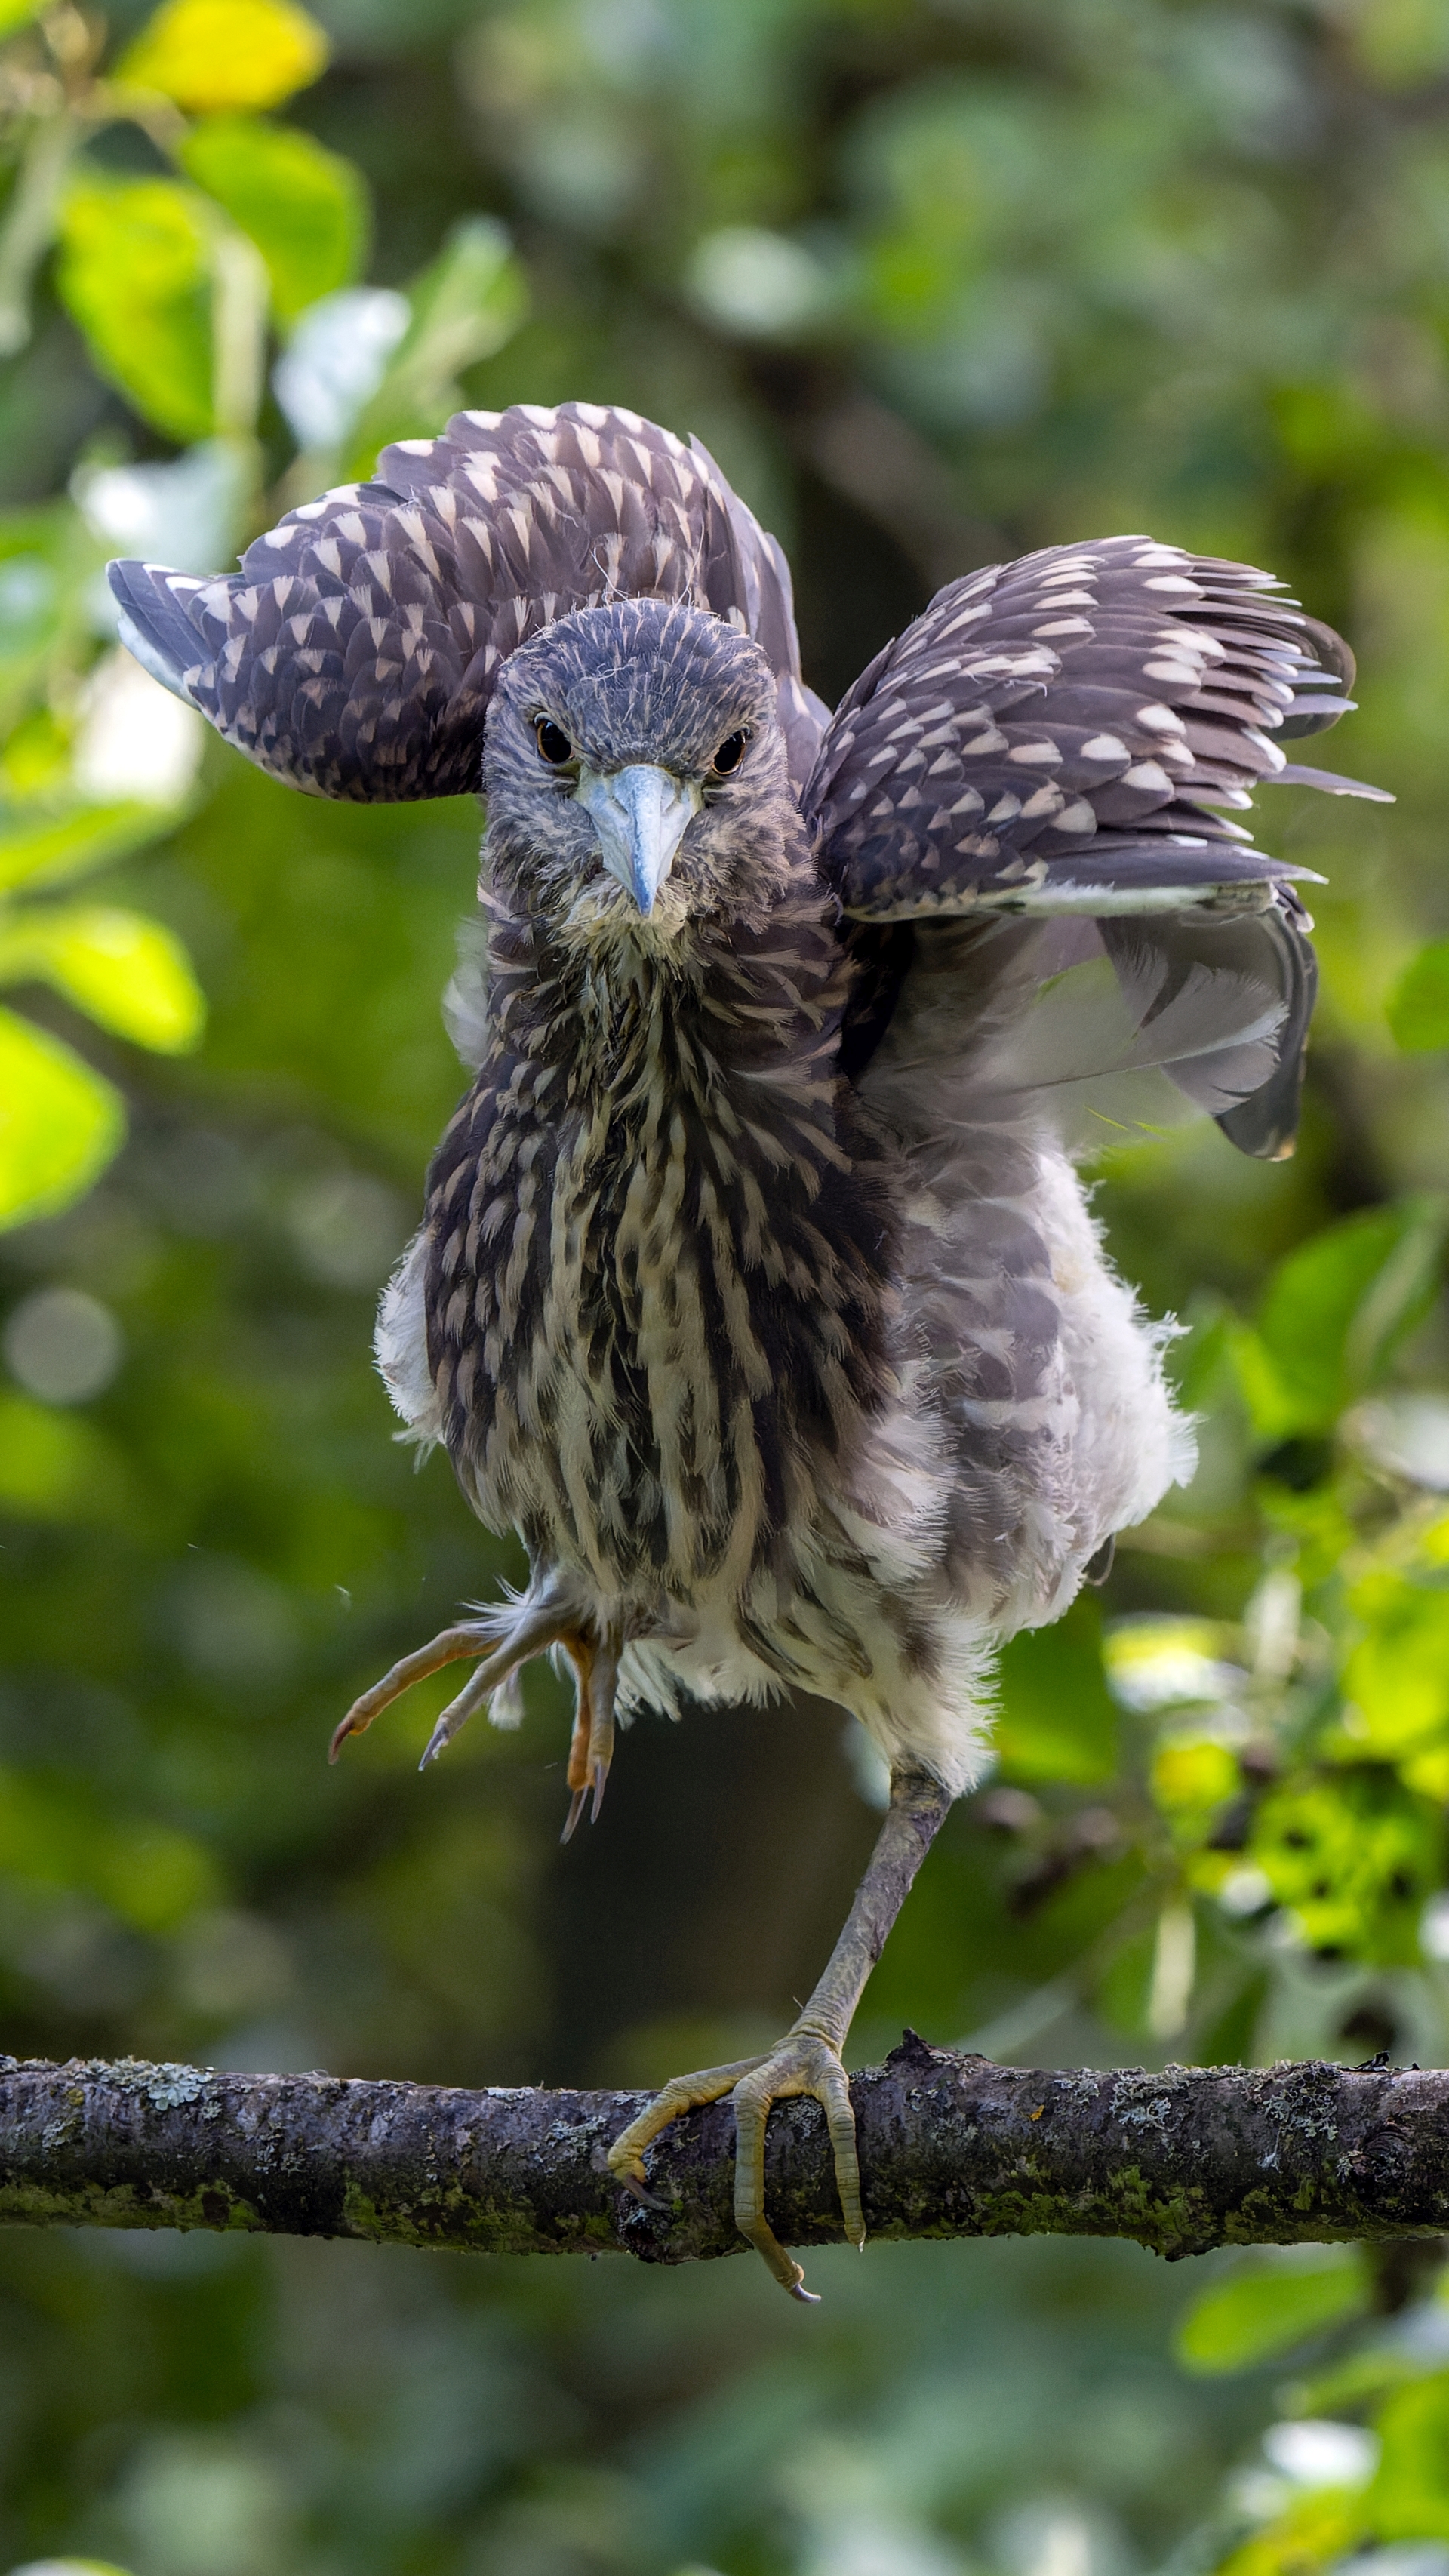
608;1763;952;2300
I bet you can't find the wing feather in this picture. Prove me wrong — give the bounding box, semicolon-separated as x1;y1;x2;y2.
807;537;1383;922
820;538;1371;1157
108;405;826;799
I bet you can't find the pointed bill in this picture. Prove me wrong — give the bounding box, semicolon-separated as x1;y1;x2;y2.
576;763;701;914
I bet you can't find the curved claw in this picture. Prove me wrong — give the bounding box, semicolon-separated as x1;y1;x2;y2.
616;2169;667;2212
330;1586;576;1768
329;1620;495;1762
558;1627;619;1837
731;2030;863;2298
605;2030;861;2302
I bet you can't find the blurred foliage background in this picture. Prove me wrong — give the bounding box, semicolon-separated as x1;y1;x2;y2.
7;0;1449;2571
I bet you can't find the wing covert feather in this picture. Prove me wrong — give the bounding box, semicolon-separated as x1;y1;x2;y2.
808;537;1383;921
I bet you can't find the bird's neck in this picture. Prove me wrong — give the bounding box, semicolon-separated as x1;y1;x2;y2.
480;857;847;1122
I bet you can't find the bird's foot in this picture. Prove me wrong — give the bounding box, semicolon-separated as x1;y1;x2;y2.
607;2023;860;2303
328;1585;619;1824
558;1627;618;1844
328;1616;510;1762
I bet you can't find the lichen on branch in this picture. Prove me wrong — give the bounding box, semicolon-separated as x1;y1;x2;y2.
1;2038;1444;2264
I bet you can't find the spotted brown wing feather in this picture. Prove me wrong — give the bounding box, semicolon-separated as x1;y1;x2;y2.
808;537;1385;920
106;402;826;801
811;537;1387;1159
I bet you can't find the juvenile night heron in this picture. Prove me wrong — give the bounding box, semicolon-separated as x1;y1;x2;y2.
109;403;1383;2298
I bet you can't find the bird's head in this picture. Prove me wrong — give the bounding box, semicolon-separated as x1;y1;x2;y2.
482;598;791;943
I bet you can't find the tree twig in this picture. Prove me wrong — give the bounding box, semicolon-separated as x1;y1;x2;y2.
2;2037;1445;2264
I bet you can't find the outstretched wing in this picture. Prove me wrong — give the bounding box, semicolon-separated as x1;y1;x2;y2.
108;403;827;800
808;537;1377;919
812;537;1388;1158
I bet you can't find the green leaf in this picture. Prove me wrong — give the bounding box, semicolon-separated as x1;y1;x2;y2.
1249;1770;1441;1964
1256;1200;1446;1434
56;175;214;442
0;550;63;705
1371;2371;1449;2540
345;218;527;469
994;1596;1121;1783
1175;2251;1369;2374
118;0;328;112
0;2562;137;2575
0;1765;219;1931
0;1391;125;1523
1342;1574;1449;1761
0;507;97;732
0;800;174;898
0;0;45;29
0;1004;125;1230
1388;937;1449;1051
1353;0;1449;91
0;904;205;1053
1226;1319;1303;1444
181;115;368;323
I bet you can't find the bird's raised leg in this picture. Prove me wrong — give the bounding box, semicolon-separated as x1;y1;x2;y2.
559;1626;620;1843
330;1578;583;1768
608;1762;952;2299
560;1639;594;1836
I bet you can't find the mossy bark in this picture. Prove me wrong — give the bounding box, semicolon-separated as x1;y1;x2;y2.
1;2037;1444;2264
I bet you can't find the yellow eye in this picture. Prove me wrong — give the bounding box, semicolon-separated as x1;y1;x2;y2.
535;716;573;765
711;730;749;776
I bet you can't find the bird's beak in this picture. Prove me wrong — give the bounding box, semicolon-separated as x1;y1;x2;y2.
575;764;701;916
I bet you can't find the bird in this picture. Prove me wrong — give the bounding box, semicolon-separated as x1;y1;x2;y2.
107;400;1386;2301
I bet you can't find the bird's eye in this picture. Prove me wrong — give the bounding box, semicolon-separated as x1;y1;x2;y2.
534;716;574;765
711;730;749;777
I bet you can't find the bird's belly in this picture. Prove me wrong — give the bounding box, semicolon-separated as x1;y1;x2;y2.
449;1134;785;1603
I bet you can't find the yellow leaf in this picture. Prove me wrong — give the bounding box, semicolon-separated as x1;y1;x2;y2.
1352;0;1449;89
0;905;206;1053
119;0;328;112
0;1005;124;1230
1215;2493;1364;2576
1403;1744;1449;1801
1151;1737;1240;1822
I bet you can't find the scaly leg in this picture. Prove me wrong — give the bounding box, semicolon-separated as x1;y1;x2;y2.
608;1763;952;2301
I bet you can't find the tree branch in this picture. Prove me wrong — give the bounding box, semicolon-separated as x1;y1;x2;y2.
2;2036;1444;2263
